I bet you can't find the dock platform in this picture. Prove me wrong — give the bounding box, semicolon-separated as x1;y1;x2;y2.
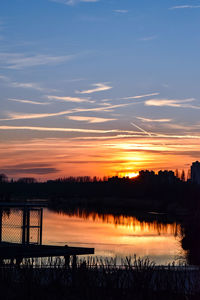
0;242;94;266
0;202;95;266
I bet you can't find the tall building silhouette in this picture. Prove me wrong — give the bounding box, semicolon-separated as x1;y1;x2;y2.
191;161;200;185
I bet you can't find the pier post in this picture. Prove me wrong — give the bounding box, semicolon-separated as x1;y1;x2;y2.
64;255;70;268
72;255;77;270
16;257;23;267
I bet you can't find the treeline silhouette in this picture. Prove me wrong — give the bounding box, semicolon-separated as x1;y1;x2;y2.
0;170;200;212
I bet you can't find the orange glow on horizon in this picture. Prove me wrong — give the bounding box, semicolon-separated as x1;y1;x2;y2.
0;136;199;179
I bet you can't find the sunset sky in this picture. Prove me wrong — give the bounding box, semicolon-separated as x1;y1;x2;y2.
0;0;200;179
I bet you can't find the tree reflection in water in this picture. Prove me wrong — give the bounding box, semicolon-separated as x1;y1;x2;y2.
181;211;200;265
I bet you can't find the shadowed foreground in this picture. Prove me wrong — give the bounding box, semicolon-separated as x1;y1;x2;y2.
0;257;199;300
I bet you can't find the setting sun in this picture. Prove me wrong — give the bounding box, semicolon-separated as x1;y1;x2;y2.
118;172;139;178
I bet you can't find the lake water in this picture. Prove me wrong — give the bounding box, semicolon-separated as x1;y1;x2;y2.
1;207;185;265
42;209;185;265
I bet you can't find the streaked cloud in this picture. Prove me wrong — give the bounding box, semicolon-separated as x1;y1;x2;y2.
136;117;172;123
0;125;134;134
113;10;128;14
170;5;200;10
139;35;158;41
121;92;160;100
0;103;130;121
8;98;50;106
0;74;51;92
11;82;45;91
1;125;200;140
1;111;74;121
72;133;200;141
0;52;77;69
0;167;59;175
76;83;112;94
165;123;200;131
46;95;94;103
145;98;199;108
67;116;117;123
73;103;131;112
50;0;99;6
72;134;145;140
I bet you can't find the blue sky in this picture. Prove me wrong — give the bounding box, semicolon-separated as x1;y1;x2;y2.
0;0;200;178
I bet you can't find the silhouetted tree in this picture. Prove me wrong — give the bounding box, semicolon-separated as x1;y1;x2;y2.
175;169;179;178
17;177;37;184
187;169;191;181
181;170;185;182
93;176;97;182
0;174;8;183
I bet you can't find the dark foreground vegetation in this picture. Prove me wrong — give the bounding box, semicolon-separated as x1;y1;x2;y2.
0;257;200;300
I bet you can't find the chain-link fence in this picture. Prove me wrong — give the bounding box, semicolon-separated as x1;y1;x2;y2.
1;208;42;245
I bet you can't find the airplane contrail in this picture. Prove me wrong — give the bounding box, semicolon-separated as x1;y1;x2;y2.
131;122;152;137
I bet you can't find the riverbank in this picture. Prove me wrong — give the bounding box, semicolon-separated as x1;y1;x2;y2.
48;195;189;217
1;178;200;215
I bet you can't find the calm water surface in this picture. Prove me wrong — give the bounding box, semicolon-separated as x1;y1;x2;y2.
1;208;185;265
42;209;184;265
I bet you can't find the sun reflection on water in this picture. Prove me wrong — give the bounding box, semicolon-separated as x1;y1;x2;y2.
43;209;184;265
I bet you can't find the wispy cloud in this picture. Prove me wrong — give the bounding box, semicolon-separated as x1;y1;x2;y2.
121;92;160;100
0;52;77;69
0;103;130;121
11;82;46;91
113;10;128;14
0;125;134;134
136;117;172;123
8;98;50;106
145;98;200;109
64;78;86;82
170;5;200;10
50;0;99;6
72;134;146;140
166;123;200;131
74;103;131;112
0;164;59;175
46;95;94;103
0;74;51;92
76;83;112;94
4;125;199;139
0;111;74;121
67;116;117;123
139;35;158;41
